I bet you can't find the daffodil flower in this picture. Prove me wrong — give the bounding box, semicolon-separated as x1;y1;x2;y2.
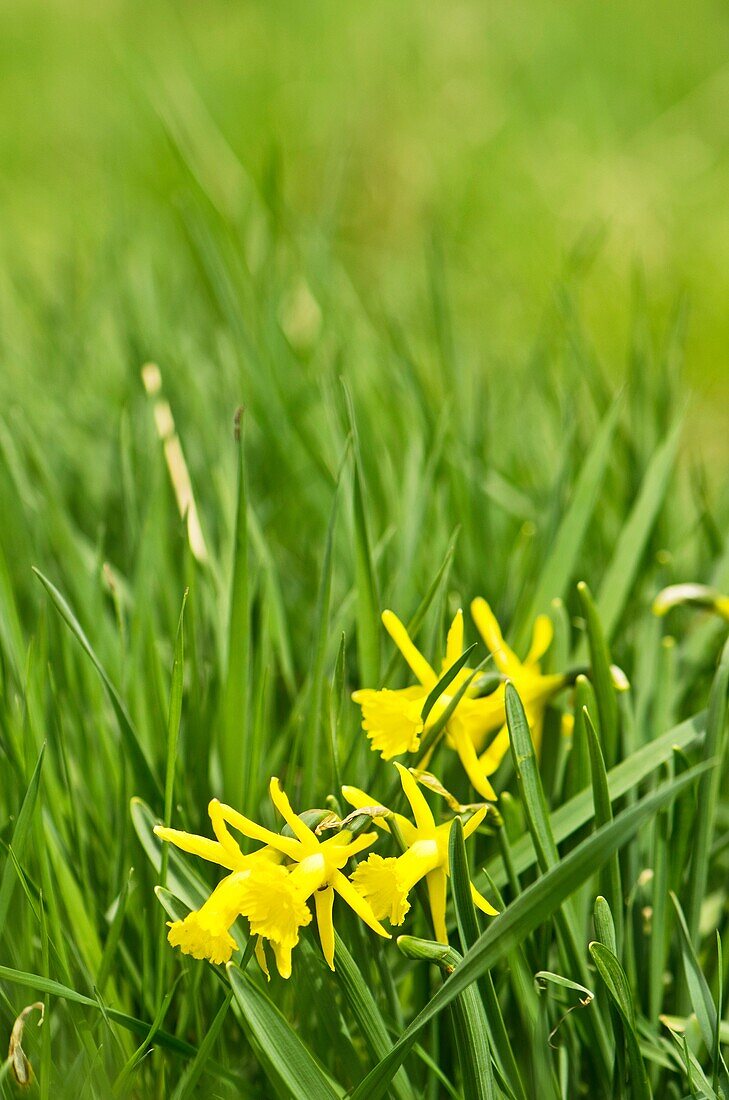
345;763;497;944
154;800;284;966
352;609;501;800
156;783;389;978
469;597;566;778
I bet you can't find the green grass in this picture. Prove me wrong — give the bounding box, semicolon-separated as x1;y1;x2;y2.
1;3;729;1097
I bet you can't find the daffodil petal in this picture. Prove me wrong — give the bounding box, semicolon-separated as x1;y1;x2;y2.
214;802;303;861
331;870;390;939
207;800;244;860
444;609;464;667
448;725;498;801
471;597;521;677
341;785;392;833
153;825;239;870
478;724;511;777
382;610;436;687
314;887;336;970
352;687;424;759
462;805;488;839
269;778;317;848
350;854;411;924
394;762;435;831
526;614;553;666
426;867;448;944
470;881;499;917
254;936;270;981
326;831;379;860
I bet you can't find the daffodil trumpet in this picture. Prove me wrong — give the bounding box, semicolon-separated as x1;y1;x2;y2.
346;763;498;944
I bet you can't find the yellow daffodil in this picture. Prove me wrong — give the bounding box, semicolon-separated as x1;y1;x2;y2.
155;800;283;966
469;597;567;777
353;609;501;800
345;763;497;944
155;782;390;978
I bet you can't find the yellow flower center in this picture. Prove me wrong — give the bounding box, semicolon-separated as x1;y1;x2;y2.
351;688;425;758
166;871;252;965
168;912;238;965
352;839;441;926
351;854;411;925
236;863;312;978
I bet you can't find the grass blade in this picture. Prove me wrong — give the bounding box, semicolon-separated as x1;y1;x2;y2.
506;682;611;1072
332;933;416;1100
577;581;619;769
342;381;381;687
588;942;652;1100
226;961;342;1100
221;416;250;809
0;744;45;932
397;937;495;1100
515;396;621;648
671;892;729;1096
583;707;623;955
33;569;161;804
595;420;682;639
682;638;729;953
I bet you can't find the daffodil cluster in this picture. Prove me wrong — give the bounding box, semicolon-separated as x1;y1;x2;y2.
156;598;568;978
155;765;495;977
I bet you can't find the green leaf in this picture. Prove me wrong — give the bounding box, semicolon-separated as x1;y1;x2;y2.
342;381;380;687
221;420;250;809
589;942;652;1100
171;991;234;1100
302;487;338;803
506;682;559;870
671;892;729;1097
226;961;342;1100
163;589;188;832
593;896;617;955
564;674;594;801
421;643;478;726
534;970;594;1002
0;964;239;1086
583;706;623;955
505;682;611;1072
0;743;45;931
331;933;416;1100
577;581;619;769
682;638;729;952
413;653;483;770
595;419;682;640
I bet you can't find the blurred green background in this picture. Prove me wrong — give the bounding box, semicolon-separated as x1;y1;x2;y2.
1;0;728;424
